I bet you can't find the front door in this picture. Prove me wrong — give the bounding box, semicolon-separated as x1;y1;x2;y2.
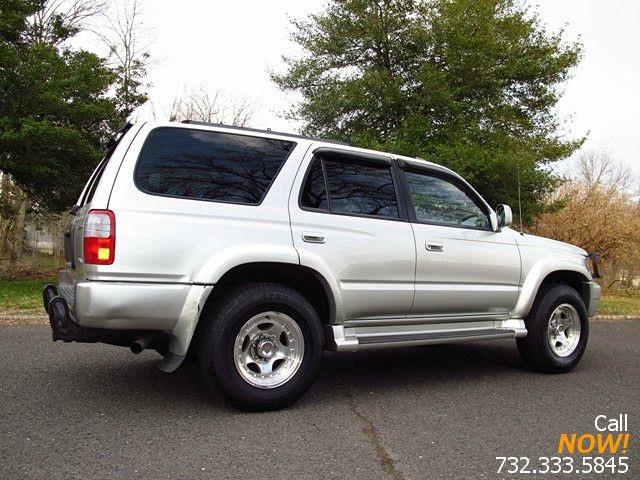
401;165;521;319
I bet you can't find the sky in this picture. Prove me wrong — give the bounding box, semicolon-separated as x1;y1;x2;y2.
78;0;640;177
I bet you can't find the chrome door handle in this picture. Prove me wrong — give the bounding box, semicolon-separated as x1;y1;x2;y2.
425;242;444;252
302;232;325;244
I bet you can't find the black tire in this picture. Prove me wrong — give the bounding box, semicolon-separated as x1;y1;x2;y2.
517;283;589;373
197;282;324;411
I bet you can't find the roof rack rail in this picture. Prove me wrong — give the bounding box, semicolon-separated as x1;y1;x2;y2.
180;120;350;146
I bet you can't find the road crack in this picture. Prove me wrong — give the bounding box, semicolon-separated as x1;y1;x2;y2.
344;383;405;480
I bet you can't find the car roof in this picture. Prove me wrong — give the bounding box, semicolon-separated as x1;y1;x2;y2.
154;120;453;174
179;120;351;146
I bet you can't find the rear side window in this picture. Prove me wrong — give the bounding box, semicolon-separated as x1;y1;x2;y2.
135;127;295;205
300;157;328;210
300;153;399;219
325;160;398;218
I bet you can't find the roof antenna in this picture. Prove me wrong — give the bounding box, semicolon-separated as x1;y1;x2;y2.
517;159;524;236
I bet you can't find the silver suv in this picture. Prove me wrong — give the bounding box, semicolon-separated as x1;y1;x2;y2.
43;121;602;410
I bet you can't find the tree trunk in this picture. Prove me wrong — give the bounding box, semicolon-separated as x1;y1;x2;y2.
11;194;27;262
0;173;10;257
0;220;9;258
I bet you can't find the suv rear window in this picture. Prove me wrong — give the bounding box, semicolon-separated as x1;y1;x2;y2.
79;123;133;207
135;127;295;205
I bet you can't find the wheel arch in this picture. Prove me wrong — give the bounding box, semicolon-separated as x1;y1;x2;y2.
200;261;336;325
512;261;592;319
163;253;340;371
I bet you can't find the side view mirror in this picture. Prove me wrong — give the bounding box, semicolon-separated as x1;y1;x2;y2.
496;204;513;229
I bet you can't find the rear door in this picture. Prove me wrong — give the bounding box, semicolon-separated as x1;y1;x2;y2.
289;147;416;323
401;164;521;319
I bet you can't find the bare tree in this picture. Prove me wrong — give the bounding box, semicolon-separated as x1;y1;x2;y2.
574;151;633;194
169;86;255;126
25;0;150;123
532;151;640;291
27;0;107;45
96;0;151;123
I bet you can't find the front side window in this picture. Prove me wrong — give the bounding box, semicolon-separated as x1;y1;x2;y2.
405;170;489;229
135;127;295;205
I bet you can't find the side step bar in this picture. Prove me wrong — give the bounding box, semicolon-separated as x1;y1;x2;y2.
328;322;527;351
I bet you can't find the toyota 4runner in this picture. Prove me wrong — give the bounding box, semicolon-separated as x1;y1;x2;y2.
43;121;602;411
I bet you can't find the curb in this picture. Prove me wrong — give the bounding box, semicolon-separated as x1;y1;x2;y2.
592;315;640;321
0;311;48;326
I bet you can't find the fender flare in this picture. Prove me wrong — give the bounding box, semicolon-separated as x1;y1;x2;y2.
193;244;300;284
193;244;343;324
160;245;342;372
296;249;344;324
511;259;591;319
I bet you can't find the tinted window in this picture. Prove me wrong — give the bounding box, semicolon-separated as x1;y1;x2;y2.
135;128;295;205
300;157;328;210
81;123;133;206
405;170;488;229
81;157;108;206
324;159;398;218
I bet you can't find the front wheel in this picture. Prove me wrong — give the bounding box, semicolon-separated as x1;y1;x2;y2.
197;283;324;411
517;284;589;373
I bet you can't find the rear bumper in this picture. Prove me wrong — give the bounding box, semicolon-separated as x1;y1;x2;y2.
52;270;212;368
43;283;166;347
57;270;191;331
586;280;602;317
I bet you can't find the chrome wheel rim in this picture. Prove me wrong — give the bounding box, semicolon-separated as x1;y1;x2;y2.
547;303;581;357
233;311;304;389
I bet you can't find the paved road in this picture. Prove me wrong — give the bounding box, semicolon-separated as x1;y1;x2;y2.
1;321;638;480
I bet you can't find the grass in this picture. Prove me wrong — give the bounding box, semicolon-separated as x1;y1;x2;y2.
598;294;640;316
0;279;54;311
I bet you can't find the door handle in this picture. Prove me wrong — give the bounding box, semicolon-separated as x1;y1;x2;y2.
425;242;444;252
302;232;325;244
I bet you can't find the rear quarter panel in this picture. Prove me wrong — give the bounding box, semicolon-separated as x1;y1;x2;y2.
98;122;306;284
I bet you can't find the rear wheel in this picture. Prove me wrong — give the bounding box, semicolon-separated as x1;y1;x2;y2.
197;283;323;411
517;284;589;373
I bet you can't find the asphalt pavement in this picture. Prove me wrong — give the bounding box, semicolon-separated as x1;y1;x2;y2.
1;320;638;479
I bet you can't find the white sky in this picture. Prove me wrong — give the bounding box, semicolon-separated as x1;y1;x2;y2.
79;0;640;176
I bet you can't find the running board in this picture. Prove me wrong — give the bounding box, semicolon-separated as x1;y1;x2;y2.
328;321;527;352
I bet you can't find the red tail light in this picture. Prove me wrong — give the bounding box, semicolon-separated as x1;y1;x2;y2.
84;210;115;265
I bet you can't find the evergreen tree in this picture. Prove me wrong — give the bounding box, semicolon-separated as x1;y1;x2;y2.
273;0;583;220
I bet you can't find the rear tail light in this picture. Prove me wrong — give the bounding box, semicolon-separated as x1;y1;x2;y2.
84;210;115;265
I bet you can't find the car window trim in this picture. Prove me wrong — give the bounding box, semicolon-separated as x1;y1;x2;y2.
313;147;391;166
297;150;408;222
397;162;493;232
133;126;297;207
